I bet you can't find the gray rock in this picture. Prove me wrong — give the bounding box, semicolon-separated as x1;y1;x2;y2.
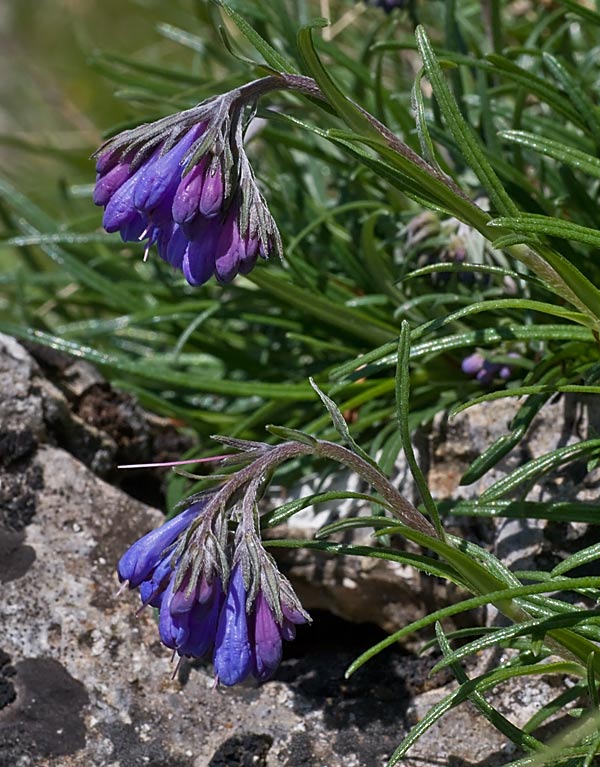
428;395;600;503
0;335;583;766
0;335;492;767
0;443;473;767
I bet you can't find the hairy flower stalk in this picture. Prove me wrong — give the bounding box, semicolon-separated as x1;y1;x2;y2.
117;435;434;685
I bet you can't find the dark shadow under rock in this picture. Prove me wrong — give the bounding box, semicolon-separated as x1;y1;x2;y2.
0;652;16;712
0;459;43;532
178;611;453;766
0;527;35;583
0;430;37;468
208;733;273;767
101;716;195;767
0;657;89;766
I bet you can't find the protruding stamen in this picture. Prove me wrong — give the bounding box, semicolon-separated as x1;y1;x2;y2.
139;225;151;241
114;580;130;599
118;455;230;470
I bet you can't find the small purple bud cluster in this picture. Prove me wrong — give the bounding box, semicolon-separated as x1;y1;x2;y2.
461;352;514;385
93;91;282;286
118;492;308;686
368;0;408;13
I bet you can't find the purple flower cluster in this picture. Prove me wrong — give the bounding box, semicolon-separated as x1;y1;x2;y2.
461;352;513;385
93;93;281;286
369;0;408;13
118;499;308;686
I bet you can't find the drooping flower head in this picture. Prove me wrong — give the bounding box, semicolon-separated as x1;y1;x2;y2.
117;446;309;686
116;428;436;687
93;82;282;286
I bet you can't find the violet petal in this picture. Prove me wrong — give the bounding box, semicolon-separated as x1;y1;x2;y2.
117;502;203;588
213;567;252;686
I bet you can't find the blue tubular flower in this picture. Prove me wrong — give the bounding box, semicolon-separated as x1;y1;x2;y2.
199;160;224;217
251;590;283;681
182;217;221;287
117;438;312;686
139;555;172;608
180;582;223;658
213;566;253;686
160;575;225;658
117;502;203;588
93;156;134;206
211;564;309;686
93;87;282;286
214;207;243;283
118;500;309;685
172;158;208;225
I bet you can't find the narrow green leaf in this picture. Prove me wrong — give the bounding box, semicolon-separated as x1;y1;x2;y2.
248;268;396;346
502;241;600;326
315;515;394;538
552;543;600;578
415;26;518;216
433;624;543;752
308;378;378;467
500;129;600;180
292;31;489;231
396;322;444;536
0;178;137;310
261;492;381;528
297;25;377;138
347;575;600;679
491;214;600;249
411;67;440;167
439;499;600;524
214;0;299;73
264;425;317;446
156;23;206;53
460;394;551;484
264;538;461;583
480;439;600;502
453;386;600;417
6;232;120;247
556;0;600;25
330;324;594;383
542;53;600;147
386;661;578;766
522;685;586;734
432;611;600;675
0;323;315;400
486;52;583;127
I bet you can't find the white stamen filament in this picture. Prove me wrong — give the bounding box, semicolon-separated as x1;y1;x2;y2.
118;455;229;469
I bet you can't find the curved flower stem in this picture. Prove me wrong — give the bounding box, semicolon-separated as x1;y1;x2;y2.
312;439;437;537
194;437;435;539
237;73;484;228
237;72;600;326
